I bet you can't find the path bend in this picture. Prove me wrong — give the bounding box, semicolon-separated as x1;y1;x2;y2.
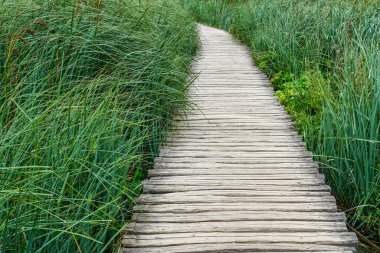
121;24;357;253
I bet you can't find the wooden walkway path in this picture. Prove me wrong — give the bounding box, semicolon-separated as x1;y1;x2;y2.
121;24;357;252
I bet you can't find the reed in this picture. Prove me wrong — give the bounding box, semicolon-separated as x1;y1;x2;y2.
181;0;380;242
0;0;197;251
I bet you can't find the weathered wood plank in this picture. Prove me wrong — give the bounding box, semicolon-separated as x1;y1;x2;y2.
133;202;338;213
126;221;349;234
169;130;299;135
149;168;319;176
178;116;289;121
165;141;307;147
142;184;331;194
146;174;324;181
143;182;327;189
158;150;313;159
138;190;332;199
154;157;315;164
168;135;299;140
132;211;346;223
122;232;357;246
160;147;307;153
122;245;355;253
160;146;307;152
154;162;318;170
136;195;335;205
149;173;323;180
181;115;291;120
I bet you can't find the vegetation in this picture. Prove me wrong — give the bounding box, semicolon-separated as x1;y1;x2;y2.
0;0;197;252
1;0;379;250
181;0;380;244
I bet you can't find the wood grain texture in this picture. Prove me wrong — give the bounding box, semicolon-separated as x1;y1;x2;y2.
121;24;357;252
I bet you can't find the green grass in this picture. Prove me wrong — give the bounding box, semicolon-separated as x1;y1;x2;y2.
181;0;380;243
0;0;197;252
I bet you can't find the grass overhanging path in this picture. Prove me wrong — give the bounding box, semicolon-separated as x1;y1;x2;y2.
0;1;197;252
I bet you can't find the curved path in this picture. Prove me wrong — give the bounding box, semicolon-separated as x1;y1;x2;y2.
121;24;357;252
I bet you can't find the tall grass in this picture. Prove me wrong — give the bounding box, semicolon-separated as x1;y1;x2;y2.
181;0;380;242
0;0;197;251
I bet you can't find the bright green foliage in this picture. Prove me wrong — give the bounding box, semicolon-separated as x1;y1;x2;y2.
182;0;380;242
0;0;197;252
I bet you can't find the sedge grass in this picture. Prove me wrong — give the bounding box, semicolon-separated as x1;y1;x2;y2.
0;0;197;252
181;0;380;243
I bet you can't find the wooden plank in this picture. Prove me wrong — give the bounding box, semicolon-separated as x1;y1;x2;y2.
181;115;291;119
148;171;322;178
169;131;301;137
189;91;275;94
188;91;275;95
158;151;313;159
177;115;291;120
165;141;307;147
164;141;303;146
161;144;306;150
133;202;338;213
154;162;318;169
132;211;346;223
174;127;294;131
146;174;324;181
160;147;307;153
144;180;326;187
175;123;294;127
136;195;335;205
183;108;284;112
148;168;319;176
138;190;332;199
122;232;357;246
168;133;301;139
184;110;287;114
154;157;315;164
122;245;355;253
126;221;349;234
142;184;332;194
179;116;291;121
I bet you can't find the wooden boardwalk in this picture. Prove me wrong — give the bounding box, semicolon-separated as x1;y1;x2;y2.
121;24;357;252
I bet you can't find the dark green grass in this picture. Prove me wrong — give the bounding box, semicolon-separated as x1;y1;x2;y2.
0;0;197;252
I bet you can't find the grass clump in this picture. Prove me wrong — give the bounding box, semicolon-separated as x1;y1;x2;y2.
0;0;197;252
181;0;380;244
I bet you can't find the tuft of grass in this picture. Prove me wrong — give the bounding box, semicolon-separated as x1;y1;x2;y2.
0;0;197;252
181;0;380;243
